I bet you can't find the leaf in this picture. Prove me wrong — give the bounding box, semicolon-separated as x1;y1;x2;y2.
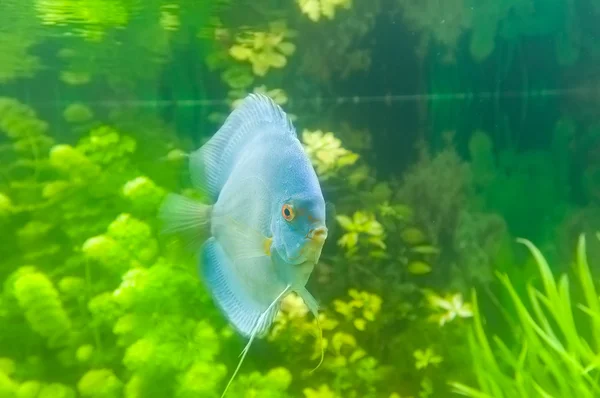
393;204;414;220
61;71;91;85
338;232;358;249
336;215;354;230
332;332;355;352
221;67;254;89
365;220;383;236
229;45;252;60
401;227;426;245
337;153;359;167
277;42;296;56
298;0;321;21
333;300;352;317
251;58;270;76
410;245;440;255
368;237;386;249
353;318;366;331
353;212;369;225
349;348;366;363
266;52;287;68
408;261;431;275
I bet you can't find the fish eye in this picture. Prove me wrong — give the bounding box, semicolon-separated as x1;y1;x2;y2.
282;204;295;221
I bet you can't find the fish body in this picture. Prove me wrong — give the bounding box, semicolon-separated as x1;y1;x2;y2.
160;93;329;396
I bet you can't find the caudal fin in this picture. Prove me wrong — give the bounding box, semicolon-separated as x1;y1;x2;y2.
158;193;211;251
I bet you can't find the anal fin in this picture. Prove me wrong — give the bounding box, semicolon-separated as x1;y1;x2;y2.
200;237;278;337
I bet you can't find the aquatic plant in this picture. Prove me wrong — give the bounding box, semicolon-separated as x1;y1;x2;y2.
268;289;389;398
424;291;473;327
63;103;94;124
302;130;360;179
393;0;471;60
397;142;507;289
468;129;569;256
229;21;297;77
297;0;352;22
0;1;41;83
1;0;598;396
394;0;585;64
297;0;379;82
451;234;600;397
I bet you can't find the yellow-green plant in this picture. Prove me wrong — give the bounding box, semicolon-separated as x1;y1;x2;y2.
0;1;42;83
297;0;352;22
267;289;388;398
336;211;386;255
229;21;297;77
63;103;94;124
451;234;600;397
394;0;583;64
424;291;473;327
302;130;360;179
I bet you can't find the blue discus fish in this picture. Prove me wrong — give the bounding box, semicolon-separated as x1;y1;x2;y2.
160;93;329;397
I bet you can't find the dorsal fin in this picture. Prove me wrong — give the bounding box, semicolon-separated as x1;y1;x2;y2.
190;94;295;202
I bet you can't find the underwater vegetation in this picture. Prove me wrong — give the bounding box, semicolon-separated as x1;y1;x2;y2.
1;0;600;397
452;235;600;398
3;98;600;397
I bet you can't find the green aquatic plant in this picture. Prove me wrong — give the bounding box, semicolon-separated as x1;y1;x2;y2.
468;129;569;254
0;95;225;398
393;0;472;61
77;368;123;397
0;97;53;163
302;130;360;179
451;234;600;397
267;289;388;397
424;291;473;327
0;193;13;222
333;289;382;331
122;176;167;216
394;0;582;63
42;0;228;91
63;103;95;124
301;130;446;309
225;367;292;398
0;93;482;398
297;0;352;22
303;384;337;398
0;0;595;396
0;1;42;83
229;21;297;77
13;270;72;347
413;347;443;370
36;0;129;37
297;0;379;82
336;211;386;255
397;142;508;289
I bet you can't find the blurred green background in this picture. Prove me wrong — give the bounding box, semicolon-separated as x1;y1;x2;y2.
1;0;600;397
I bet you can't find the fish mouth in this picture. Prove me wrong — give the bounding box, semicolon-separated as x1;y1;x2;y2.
302;226;328;263
306;226;328;242
284;226;328;265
